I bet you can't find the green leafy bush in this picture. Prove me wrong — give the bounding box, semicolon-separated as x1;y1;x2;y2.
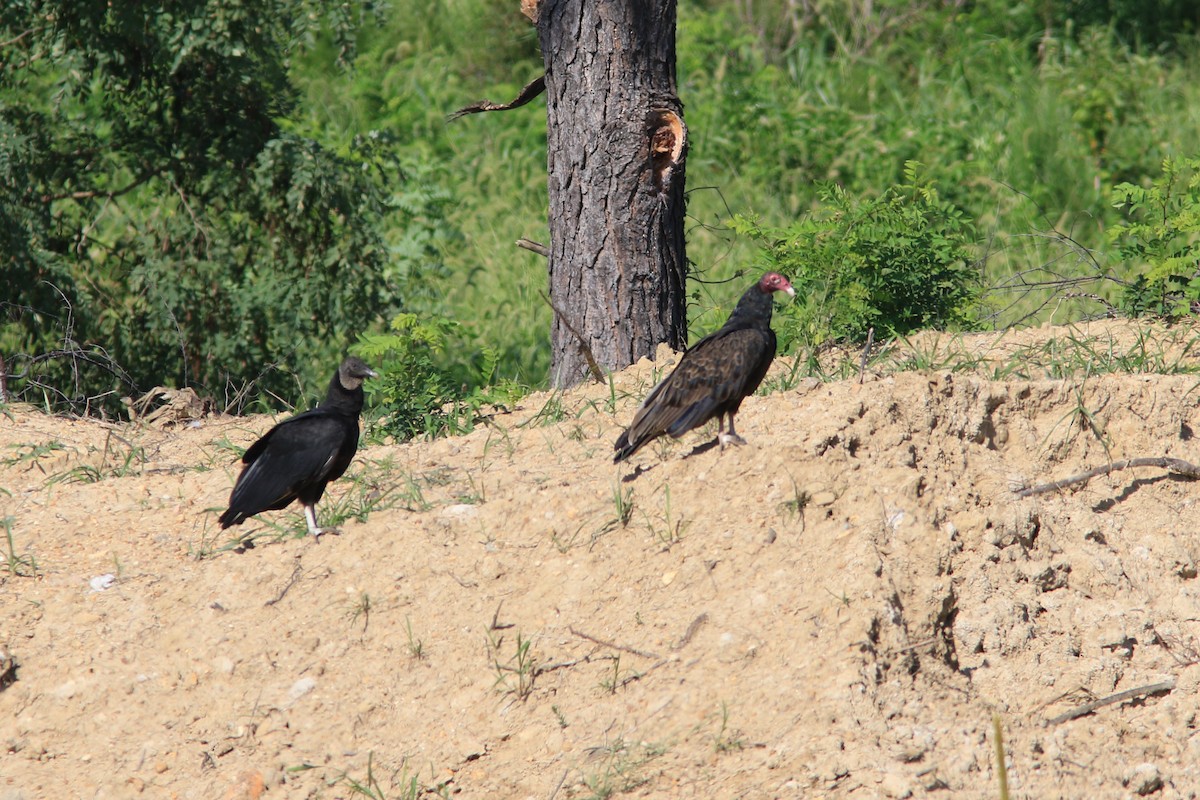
0;0;418;413
354;312;524;442
1111;158;1200;317
733;164;981;349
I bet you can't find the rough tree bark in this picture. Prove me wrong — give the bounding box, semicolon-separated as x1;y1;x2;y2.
536;0;688;388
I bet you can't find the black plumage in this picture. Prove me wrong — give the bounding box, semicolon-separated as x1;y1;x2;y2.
218;357;377;538
614;272;794;462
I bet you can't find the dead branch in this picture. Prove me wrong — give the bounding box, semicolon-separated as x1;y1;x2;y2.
448;74;546;121
43;167;160;203
1014;457;1200;498
534;656;591;676
858;327;874;384
539;290;604;383
569;626;660;659
673;612;709;650
1047;680;1175;726
263;561;304;607
516;237;549;257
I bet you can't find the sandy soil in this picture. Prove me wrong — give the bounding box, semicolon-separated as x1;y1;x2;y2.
3;320;1200;800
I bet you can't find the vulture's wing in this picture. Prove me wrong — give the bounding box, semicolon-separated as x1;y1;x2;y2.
617;328;774;457
225;412;348;519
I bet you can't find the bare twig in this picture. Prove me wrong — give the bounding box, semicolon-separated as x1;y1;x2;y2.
517;238;549;257
858;327;874;384
569;627;660;659
1014;457;1200;498
448;74;546;121
539;290;604;383
489;601;513;631
264;562;304;607
43;167;160;203
1047;680;1175;726
547;769;568;800
0;27;39;48
673;613;709;650
534;656;590;676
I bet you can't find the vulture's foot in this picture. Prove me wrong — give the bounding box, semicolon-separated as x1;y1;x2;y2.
310;526;343;542
718;431;747;449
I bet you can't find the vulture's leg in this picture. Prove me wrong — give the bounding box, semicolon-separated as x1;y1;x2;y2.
304;504;340;540
718;413;747;449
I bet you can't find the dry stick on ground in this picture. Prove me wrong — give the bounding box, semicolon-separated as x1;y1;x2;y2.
1014;457;1200;498
673;613;709;650
569;626;661;659
1047;680;1176;726
263;561;303;607
858;327;875;385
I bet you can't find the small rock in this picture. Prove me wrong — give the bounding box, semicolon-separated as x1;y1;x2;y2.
89;574;116;592
442;503;478;519
478;555;505;581
288;677;317;701
879;771;912;798
1125;763;1162;795
227;770;265;800
811;491;837;507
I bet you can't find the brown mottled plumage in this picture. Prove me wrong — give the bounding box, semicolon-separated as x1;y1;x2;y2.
614;272;794;462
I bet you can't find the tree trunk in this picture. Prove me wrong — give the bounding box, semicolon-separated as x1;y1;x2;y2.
537;0;688;388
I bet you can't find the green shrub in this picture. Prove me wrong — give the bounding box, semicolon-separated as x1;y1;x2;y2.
1111;157;1200;317
354;312;525;442
733;163;981;350
0;0;417;413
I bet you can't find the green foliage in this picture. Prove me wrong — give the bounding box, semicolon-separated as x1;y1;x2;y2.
6;0;1200;416
0;0;412;413
289;1;551;386
354;312;524;442
734;164;981;349
1111;158;1200;317
2;516;39;578
677;1;1200;332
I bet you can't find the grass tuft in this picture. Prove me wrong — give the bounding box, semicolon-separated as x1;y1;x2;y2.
1;517;39;578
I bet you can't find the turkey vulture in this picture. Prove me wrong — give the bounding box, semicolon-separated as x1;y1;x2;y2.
614;272;794;462
218;357;377;538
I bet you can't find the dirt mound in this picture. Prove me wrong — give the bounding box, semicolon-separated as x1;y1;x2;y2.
3;321;1200;799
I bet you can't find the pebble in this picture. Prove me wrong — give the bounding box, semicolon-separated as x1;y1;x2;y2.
879;772;912;798
479;556;505;581
89;574;116;592
288;677;317;701
1125;763;1162;795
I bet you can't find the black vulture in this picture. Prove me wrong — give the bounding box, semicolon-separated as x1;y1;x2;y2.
218;357;377;538
614;272;794;462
